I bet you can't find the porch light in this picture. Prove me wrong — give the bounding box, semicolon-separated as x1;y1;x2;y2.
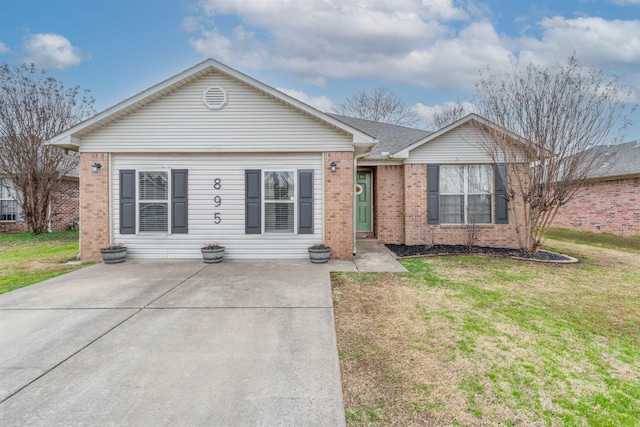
92;162;102;173
330;161;337;172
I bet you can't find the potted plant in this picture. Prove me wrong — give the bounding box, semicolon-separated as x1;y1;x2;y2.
308;242;331;263
201;242;225;263
100;243;127;264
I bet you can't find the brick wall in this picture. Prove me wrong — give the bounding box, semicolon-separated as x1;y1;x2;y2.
374;165;404;243
80;153;110;261
403;164;428;245
553;176;640;236
0;178;79;233
372;163;525;249
324;152;354;259
0;221;28;233
50;179;79;232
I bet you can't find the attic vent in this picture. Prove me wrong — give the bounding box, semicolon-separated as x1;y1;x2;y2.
203;86;228;110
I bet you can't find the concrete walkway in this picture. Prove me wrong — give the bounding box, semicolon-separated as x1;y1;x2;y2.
0;260;346;426
354;239;407;273
0;244;404;426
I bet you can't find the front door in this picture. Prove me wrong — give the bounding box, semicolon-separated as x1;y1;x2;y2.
356;170;372;231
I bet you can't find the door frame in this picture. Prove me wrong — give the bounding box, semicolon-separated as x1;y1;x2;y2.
356;169;373;232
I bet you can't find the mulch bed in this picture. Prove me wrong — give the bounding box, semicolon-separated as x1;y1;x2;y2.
385;244;575;262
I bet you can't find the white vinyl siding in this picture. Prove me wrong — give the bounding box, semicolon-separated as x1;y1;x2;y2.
406;124;495;164
80;71;353;153
112;153;323;259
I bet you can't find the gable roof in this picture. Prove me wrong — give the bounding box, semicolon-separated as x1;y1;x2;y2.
583;140;640;180
392;113;526;159
328;114;432;157
47;58;377;150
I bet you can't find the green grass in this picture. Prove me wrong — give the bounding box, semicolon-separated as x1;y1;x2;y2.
0;230;83;294
545;227;640;251
334;231;640;426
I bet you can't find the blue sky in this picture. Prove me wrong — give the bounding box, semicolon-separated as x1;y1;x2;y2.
1;0;639;140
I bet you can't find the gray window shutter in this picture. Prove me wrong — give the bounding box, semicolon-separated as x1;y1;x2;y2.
120;170;136;234
495;164;509;224
298;169;313;234
171;169;188;234
427;164;440;225
245;170;261;234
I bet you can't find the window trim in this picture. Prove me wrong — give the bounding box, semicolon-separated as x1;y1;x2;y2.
439;164;493;225
136;169;171;234
0;178;23;222
262;169;297;234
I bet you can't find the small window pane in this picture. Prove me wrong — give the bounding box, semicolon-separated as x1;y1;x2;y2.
468;195;492;224
440;165;464;194
264;171;294;201
139;172;168;200
468;165;492;194
441;195;464;224
139;203;168;232
265;203;294;233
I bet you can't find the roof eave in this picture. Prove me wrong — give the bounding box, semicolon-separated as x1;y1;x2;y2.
48;135;80;151
44;58;377;147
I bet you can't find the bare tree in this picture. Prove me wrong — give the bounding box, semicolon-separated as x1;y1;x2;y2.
0;63;95;233
429;102;472;130
333;86;419;127
473;54;634;252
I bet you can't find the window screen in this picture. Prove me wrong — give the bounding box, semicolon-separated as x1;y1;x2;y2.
264;171;294;233
0;179;22;222
440;165;492;224
139;171;168;232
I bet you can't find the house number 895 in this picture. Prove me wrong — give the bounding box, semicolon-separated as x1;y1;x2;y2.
214;178;222;223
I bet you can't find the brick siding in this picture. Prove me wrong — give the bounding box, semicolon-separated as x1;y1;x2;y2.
324;152;354;259
0;178;79;233
79;153;110;261
372;163;525;249
374;165;404;243
553;176;640;236
403;164;428;245
50;179;79;231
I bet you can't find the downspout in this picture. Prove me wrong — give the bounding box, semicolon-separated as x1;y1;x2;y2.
109;153;113;244
352;145;376;256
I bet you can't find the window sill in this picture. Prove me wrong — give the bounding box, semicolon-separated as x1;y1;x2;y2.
438;224;495;229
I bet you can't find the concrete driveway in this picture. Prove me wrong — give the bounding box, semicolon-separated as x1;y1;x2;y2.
0;259;349;426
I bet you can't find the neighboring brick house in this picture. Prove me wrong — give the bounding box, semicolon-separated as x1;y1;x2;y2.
46;58;525;262
0;163;79;233
553;140;640;236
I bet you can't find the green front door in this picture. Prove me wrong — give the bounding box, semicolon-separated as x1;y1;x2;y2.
356;170;372;231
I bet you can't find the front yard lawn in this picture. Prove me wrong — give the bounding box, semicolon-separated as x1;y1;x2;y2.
333;235;640;426
0;230;83;295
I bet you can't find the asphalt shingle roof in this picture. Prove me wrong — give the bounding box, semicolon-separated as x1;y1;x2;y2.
328;114;432;157
584;140;640;179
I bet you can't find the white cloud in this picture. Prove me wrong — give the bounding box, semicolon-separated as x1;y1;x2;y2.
610;0;640;5
277;88;335;112
23;33;83;70
188;0;508;91
413;101;477;129
186;0;640;95
0;42;9;54
517;17;640;68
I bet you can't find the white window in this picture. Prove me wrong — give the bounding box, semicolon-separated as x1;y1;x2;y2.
138;171;169;232
0;178;23;222
440;165;492;224
264;171;295;233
